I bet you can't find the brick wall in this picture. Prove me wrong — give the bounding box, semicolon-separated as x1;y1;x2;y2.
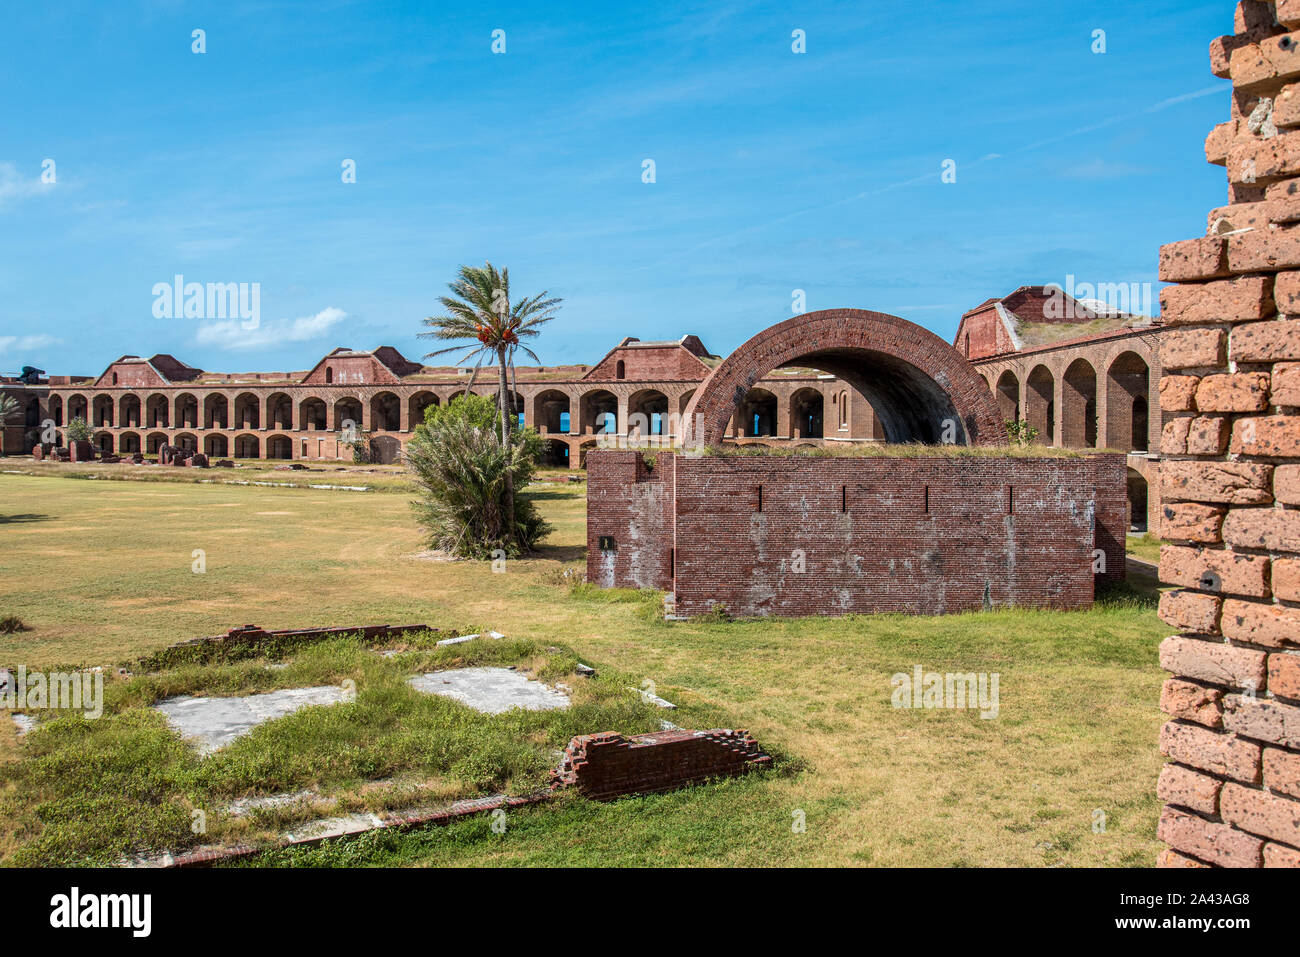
551;729;771;800
588;450;1126;617
1154;0;1300;868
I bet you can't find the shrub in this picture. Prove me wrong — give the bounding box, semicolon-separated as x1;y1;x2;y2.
66;417;93;444
404;394;550;558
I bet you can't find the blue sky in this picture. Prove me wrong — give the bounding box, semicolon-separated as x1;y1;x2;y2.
0;0;1235;376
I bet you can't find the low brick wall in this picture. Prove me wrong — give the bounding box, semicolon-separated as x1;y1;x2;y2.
552;729;771;800
137;622;438;669
587;450;1126;617
1153;0;1300;869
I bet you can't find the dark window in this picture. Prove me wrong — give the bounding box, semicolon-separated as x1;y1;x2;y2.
599;535;616;551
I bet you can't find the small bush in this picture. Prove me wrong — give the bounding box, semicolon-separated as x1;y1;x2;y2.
0;615;29;634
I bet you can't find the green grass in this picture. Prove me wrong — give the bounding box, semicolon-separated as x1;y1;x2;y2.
0;471;1170;867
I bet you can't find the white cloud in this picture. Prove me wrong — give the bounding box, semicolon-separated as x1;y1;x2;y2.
0;162;54;209
0;334;59;355
194;306;348;351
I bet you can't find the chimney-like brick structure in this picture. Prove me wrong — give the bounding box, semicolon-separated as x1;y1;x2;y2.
1155;0;1300;869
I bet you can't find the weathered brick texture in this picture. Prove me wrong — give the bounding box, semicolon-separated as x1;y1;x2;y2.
1156;4;1300;868
588;451;1126;618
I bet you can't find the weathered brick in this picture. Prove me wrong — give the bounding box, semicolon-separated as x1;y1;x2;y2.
1269;652;1300;698
1209;199;1266;230
1159;237;1230;282
1160;503;1227;544
1275;557;1300;601
1161;678;1226;728
1159;635;1267;690
1224;696;1300;748
1158;763;1223;814
1273;362;1300;403
1162;720;1262;783
1221;782;1300;846
1222;506;1300;551
1277;83;1300;128
1232;319;1300;361
1160;276;1274;324
1162;417;1191;455
1163;328;1228;370
1195;372;1272;412
1205;121;1239;166
1264;841;1300;866
1231;31;1300;91
1276;463;1300;503
1157;847;1210;867
1265;176;1300;223
1159;375;1201;412
1160;544;1272;597
1229;130;1300;184
1221;598;1300;649
1160;461;1274;505
1187;415;1232;454
1157;806;1263;867
1274;269;1300;312
1229;224;1300;272
1280;0;1300;30
1263;746;1300;797
1231;414;1300;456
1159;591;1223;634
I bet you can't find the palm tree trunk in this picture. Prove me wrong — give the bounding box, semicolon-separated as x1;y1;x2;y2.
496;346;516;545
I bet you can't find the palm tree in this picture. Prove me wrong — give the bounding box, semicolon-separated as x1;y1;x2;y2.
419;262;562;538
0;394;19;457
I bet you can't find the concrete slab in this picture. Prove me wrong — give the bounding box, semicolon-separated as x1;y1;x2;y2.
154;685;347;755
11;714;35;736
227;789;324;818
408;667;569;714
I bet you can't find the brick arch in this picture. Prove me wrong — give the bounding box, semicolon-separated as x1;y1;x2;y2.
683;309;1006;445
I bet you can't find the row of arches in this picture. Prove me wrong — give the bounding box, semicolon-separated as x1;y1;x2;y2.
85;430;299;459
988;351;1151;452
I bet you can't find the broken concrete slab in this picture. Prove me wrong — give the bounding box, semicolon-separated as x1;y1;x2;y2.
435;630;505;647
283;812;383;845
408;667;569;714
154;685;348;755
227;789;325;818
631;687;676;709
11;714;35;736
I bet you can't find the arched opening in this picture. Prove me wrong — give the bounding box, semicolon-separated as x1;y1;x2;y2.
1106;352;1150;453
67;394;88;424
174;432;198;452
580;389;618;435
628;389;669;437
790;388;824;439
204;393;229;430
1062;358;1098;448
1025;366;1055;444
204;434;229;458
145;393;170;428
266;434;293;460
683;310;1004;446
299;397;327;431
234;392;260;430
540;438;570;467
174;393;198;430
49;394;63;427
615;359;625;380
578;439;601;468
370;391;400;431
409;391;438;428
266;393;293;431
92;394;114;428
325;367;334;384
1127;468;1149;533
737;388;778;437
118;394;141;428
995;370;1020;424
334;397;363;435
93;431;113;453
146;432;168;455
370;434;402;464
119;431;141;454
532;389;571;434
235;433;260;458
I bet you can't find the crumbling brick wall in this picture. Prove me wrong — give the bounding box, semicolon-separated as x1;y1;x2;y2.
551;729;771;800
1154;0;1300;868
588;450;1126;617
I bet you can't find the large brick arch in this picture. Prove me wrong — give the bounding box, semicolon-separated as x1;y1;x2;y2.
683;309;1007;445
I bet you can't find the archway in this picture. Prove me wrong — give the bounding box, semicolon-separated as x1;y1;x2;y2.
119;394;141;428
119;431;141;454
174;393;199;430
146;431;168;455
234;392;260;430
737;388;778;437
266;393;293;431
334;397;363;436
49;394;63;427
92;394;114;428
1106;352;1150;452
299;397;327;431
1025;366;1054;444
532;389;571;434
370;391;401;431
235;433;260;458
266;434;292;460
409;391;438;428
1127;468;1149;533
682;309;1004;446
93;431;113;453
540;438;570;467
580;390;618;435
204;393;229;430
174;432;198;452
628;389;669;437
205;434;229;458
995;370;1020;424
1063;358;1098;448
790;388;824;439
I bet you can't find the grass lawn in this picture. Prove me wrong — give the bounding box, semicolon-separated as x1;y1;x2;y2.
0;469;1169;867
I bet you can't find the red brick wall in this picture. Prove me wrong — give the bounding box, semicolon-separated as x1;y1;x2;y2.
1153;0;1300;869
551;729;771;800
584;344;710;382
958;305;1017;360
588;450;1126;617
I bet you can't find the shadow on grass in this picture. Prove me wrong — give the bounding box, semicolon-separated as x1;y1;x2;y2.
0;513;50;524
